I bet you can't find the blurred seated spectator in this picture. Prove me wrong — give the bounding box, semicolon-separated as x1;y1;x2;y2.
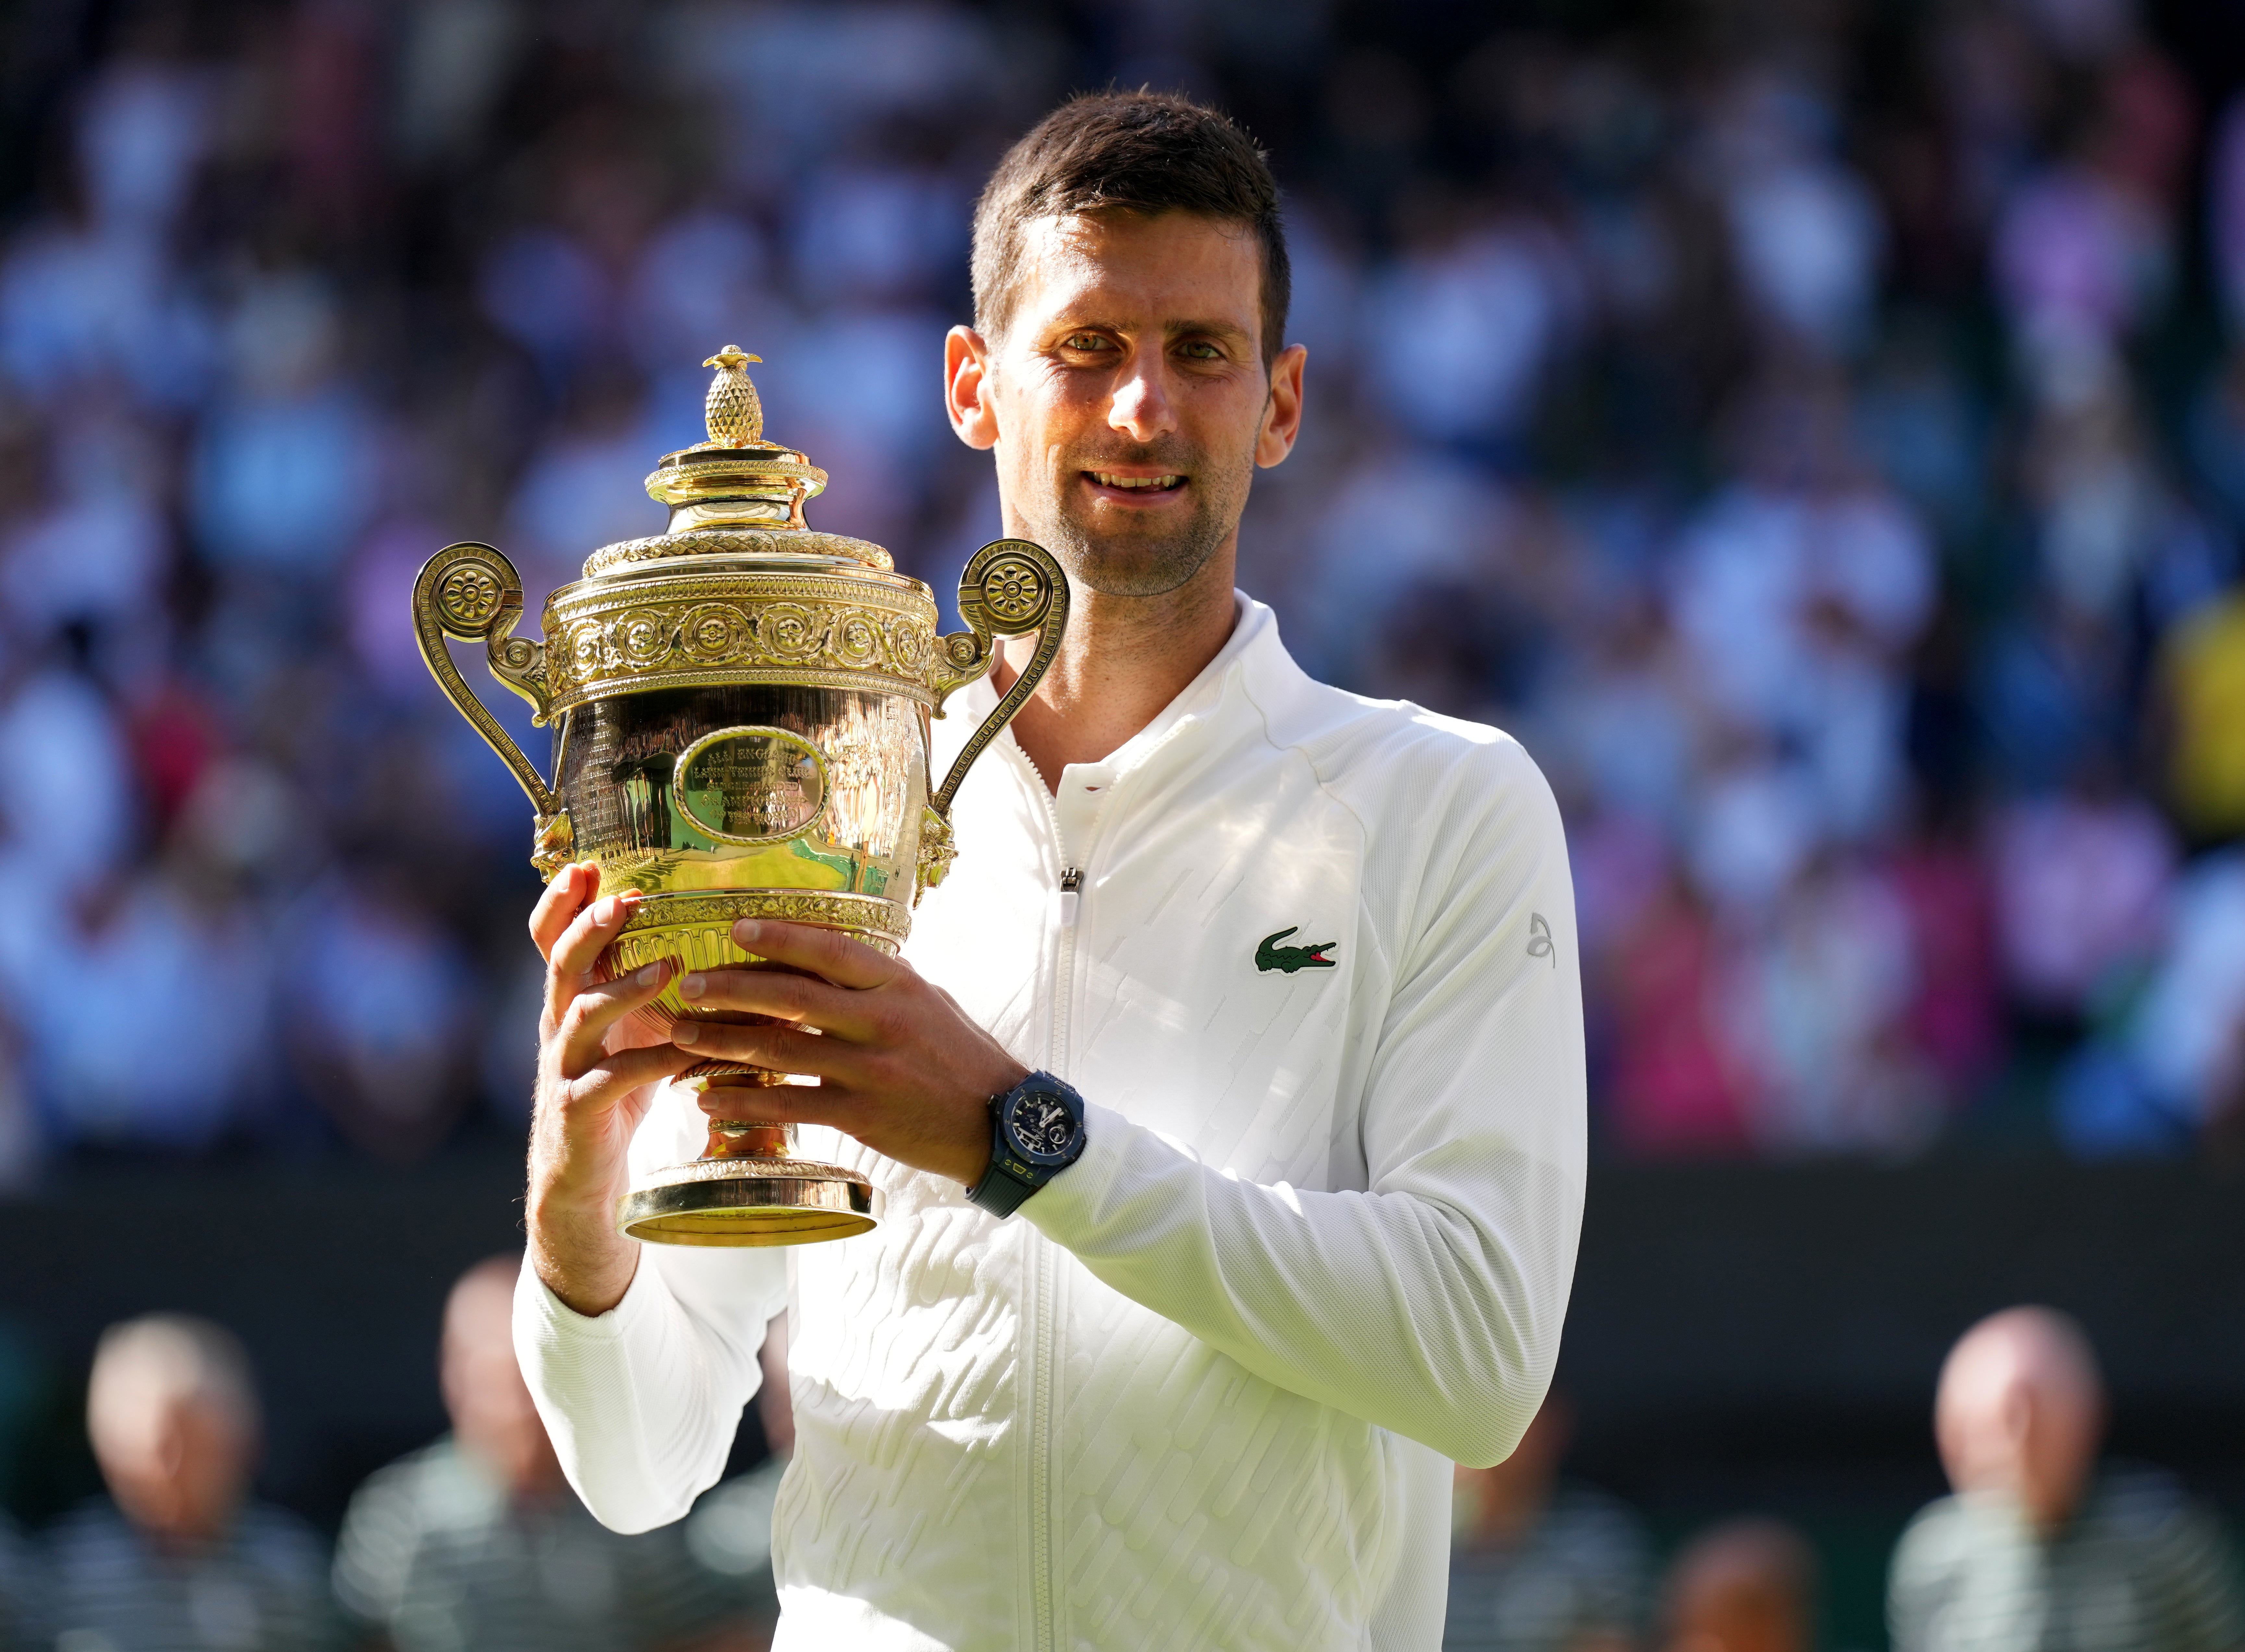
1888;821;2006;1105
2185;348;2245;534
1889;1306;2244;1652
0;657;136;903
1684;749;1825;922
1724;853;1941;1157
505;369;665;594
1989;779;2175;1016
1445;1393;1650;1652
2049;846;2245;1155
1364;213;1584;457
1668;380;1935;774
2113;853;2245;1154
2019;379;2172;630
45;1313;341;1651
187;273;375;583
2159;586;2245;844
280;871;473;1164
1542;595;1702;840
19;859;275;1155
334;1256;775;1652
1601;872;1755;1156
1658;1518;1819;1652
0;407;170;646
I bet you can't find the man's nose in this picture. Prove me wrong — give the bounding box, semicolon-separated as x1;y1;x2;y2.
1107;352;1178;441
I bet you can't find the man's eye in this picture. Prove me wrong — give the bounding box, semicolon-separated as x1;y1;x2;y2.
1061;334;1110;352
1179;341;1222;361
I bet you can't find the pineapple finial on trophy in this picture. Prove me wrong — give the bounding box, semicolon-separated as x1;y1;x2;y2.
701;345;764;446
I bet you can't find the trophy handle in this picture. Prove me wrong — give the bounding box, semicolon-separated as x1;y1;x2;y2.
413;541;573;872
929;538;1070;819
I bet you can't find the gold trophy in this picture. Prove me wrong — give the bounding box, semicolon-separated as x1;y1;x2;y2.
413;346;1065;1246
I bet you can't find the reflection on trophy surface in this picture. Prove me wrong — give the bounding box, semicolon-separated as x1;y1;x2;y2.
412;345;1067;1246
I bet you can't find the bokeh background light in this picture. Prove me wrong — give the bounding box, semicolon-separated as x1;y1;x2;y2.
1;1;2243;1645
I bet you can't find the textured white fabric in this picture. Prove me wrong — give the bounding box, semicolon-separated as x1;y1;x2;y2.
515;595;1587;1652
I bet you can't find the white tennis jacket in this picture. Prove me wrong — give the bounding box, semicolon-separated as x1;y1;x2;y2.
516;595;1586;1652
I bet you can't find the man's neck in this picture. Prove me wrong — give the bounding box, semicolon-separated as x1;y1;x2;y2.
993;539;1240;789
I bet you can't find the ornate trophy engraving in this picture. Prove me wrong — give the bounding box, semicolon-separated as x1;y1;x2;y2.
414;346;1066;1246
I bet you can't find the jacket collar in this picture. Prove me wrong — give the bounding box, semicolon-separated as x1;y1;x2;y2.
950;591;1288;785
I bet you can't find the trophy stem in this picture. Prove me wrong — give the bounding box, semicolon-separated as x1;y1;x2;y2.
705;1121;793;1159
692;1066;793;1160
615;1065;882;1246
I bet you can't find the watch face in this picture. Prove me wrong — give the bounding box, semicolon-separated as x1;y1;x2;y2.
1009;1089;1079;1159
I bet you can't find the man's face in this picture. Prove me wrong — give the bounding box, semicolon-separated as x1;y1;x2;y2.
443;1273;564;1501
954;210;1302;598
95;1394;252;1546
1936;1336;2103;1531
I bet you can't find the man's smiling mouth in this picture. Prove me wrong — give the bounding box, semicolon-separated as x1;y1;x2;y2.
1087;472;1185;491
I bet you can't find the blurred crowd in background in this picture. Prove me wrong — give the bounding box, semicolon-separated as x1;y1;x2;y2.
0;1262;789;1651
3;0;2245;1178
3;1284;2235;1652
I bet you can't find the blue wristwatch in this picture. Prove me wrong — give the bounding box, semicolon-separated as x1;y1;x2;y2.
966;1070;1087;1217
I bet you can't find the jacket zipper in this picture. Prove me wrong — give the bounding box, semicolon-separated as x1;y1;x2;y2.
1027;765;1077;1652
1012;705;1204;1647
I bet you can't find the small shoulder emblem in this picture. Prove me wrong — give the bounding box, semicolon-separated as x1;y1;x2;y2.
1527;913;1555;965
1256;926;1337;974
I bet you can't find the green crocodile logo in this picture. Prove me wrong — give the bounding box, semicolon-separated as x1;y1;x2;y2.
1256;927;1337;974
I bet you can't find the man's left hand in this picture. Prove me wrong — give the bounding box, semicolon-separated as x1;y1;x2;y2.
671;919;1029;1187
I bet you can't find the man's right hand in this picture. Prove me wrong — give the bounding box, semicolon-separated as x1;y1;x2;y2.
525;862;702;1318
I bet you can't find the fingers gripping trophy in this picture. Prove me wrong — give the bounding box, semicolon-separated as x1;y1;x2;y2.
412;346;1067;1245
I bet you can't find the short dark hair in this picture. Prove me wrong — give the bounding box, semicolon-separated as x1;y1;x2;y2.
971;91;1290;370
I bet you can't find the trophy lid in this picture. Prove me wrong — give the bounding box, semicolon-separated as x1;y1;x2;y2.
580;346;893;578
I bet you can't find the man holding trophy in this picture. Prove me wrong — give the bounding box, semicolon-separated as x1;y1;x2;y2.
498;91;1584;1650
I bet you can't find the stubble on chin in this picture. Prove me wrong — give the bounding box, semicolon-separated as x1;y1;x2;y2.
1027;449;1251;600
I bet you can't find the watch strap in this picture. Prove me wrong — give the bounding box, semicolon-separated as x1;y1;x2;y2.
965;1150;1039;1218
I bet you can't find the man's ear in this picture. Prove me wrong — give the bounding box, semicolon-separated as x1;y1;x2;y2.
946;325;999;451
1256;342;1307;468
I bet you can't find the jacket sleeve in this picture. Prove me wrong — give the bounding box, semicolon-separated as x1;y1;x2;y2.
513;1085;791;1532
1023;740;1585;1468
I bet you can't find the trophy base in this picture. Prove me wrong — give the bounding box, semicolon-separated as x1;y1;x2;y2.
618;1155;883;1246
